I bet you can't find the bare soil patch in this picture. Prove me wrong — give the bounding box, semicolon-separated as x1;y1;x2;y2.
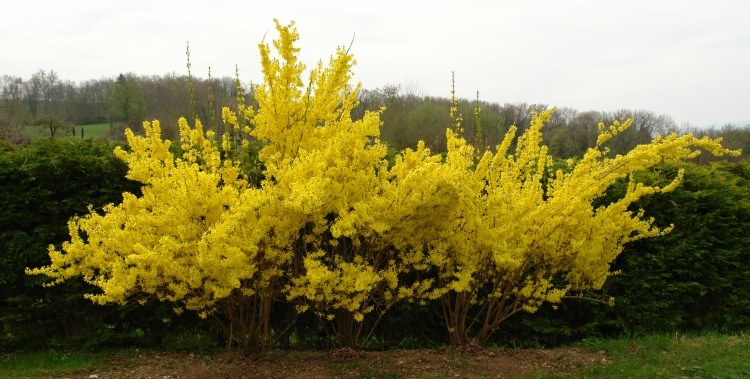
60;346;610;378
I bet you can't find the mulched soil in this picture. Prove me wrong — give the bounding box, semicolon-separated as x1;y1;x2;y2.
60;346;610;378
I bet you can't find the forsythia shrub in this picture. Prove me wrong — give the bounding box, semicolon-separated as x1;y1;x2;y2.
27;19;738;351
409;113;738;345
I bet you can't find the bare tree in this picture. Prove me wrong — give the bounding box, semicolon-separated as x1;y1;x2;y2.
23;72;43;118
0;75;28;141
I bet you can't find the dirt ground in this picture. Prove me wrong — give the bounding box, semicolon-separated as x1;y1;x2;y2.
60;346;611;378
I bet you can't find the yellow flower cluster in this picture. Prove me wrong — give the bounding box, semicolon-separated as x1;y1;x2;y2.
29;118;250;312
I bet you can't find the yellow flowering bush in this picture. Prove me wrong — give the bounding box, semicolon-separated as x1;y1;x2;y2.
28;19;738;350
396;111;737;345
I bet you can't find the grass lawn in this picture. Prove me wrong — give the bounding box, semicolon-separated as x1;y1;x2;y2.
527;332;750;378
74;123;115;139
1;332;747;378
0;349;115;379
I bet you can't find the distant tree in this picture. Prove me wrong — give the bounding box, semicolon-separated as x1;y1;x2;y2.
407;96;450;150
0;75;27;141
39;70;61;116
107;73;146;131
603;110;677;155
543;110;601;159
72;79;112;124
57;79;79;122
688;124;750;163
23;72;43;119
1;75;25;120
32;116;71;139
139;73;189;136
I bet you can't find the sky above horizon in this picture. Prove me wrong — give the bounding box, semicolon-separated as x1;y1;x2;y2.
2;0;748;127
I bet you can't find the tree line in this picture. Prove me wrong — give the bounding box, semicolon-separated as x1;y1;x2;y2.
355;85;750;161
0;70;241;141
2;70;749;160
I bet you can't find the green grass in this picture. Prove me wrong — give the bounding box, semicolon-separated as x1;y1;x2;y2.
527;332;750;378
24;122;116;139
75;123;115;139
0;349;115;379
2;333;747;378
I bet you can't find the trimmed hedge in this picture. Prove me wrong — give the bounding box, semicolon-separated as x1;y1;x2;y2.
2;139;748;349
0;138;213;350
491;162;750;346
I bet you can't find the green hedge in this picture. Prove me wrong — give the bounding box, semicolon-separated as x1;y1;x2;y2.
607;161;750;333
2;139;748;350
0;138;215;351
491;161;750;346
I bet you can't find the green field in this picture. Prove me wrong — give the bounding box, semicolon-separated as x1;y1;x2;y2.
25;122;116;140
73;123;114;139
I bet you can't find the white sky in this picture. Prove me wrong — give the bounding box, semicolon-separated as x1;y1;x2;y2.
2;0;748;127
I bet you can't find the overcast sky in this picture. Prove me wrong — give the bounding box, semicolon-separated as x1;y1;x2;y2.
2;0;748;127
